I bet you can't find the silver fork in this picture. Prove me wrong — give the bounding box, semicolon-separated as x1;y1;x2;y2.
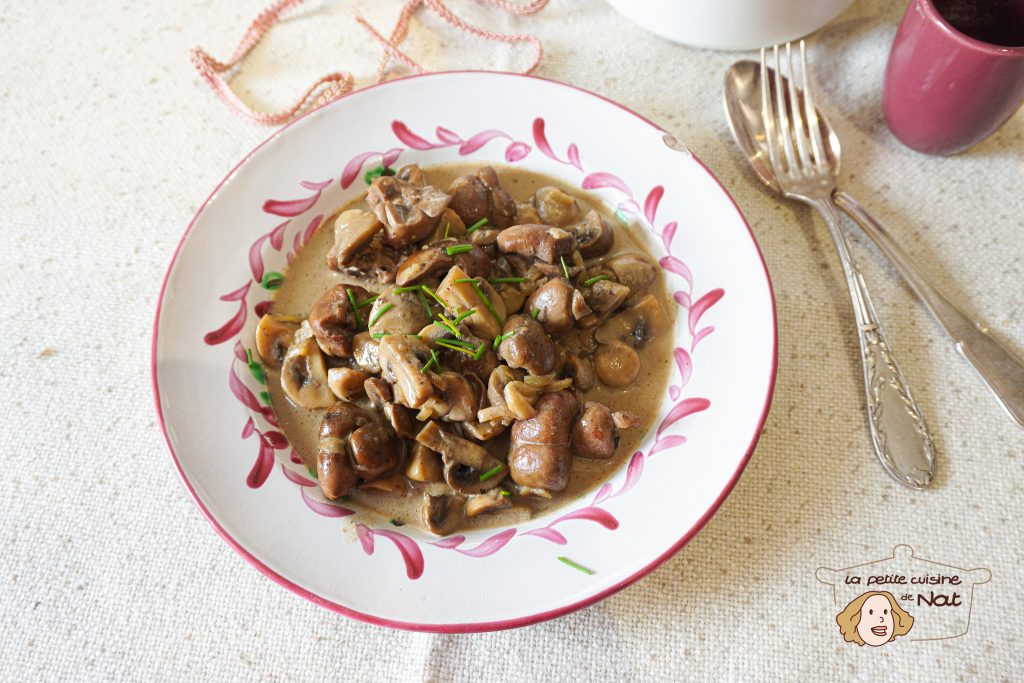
761;42;936;489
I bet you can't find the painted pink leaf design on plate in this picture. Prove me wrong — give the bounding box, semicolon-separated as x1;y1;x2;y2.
673;290;691;309
644;186;664;225
356;526;424;580
566;143;582;170
532;117;556;158
522;527;568;545
340;148;404;188
248;221;290;282
261;430;289;449
300;179;332;192
356;523;375;553
674;347;693;389
656;397;711;437
458;129;510;155
435;126;462;144
301;214;323;247
549;506;619;530
616;451;645;497
661;221;678;252
233;340;248;363
688;288;725;334
229;363;278;426
281;464;316;487
669;386;681;400
593;482;613;504
430;535;465;549
254;300;273;318
505;141;531;162
658;256;693;289
649;434;688;456
453;529;517;557
302;487;354;517
243;425;275;489
582;172;633;196
203;282;250;345
289;449;302;465
262;181;330;217
692;326;715;351
391;120;439;150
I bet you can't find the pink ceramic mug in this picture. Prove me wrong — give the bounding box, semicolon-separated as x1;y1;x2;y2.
883;0;1024;155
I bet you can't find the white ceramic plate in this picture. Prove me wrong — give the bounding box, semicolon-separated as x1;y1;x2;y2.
152;72;776;632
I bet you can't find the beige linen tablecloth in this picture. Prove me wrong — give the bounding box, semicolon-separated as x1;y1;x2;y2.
2;1;1022;680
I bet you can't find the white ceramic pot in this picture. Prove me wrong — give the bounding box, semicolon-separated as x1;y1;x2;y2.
606;0;855;51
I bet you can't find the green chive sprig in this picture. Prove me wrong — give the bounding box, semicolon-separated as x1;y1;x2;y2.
560;255;571;279
557;556;595;575
368;303;393;326
466;217;488;234
346;288;363;327
489;277;526;284
470;281;503;325
584;274;610;287
445;244;473;256
479;464;504;481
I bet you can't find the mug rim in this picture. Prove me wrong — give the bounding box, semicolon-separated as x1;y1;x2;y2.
919;0;1024;55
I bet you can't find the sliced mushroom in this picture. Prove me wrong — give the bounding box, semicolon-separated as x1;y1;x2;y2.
367;287;432;336
563;354;596;391
604;254;658;298
515;201;541;224
416;421;503;493
465;488;513;518
429;208;467;242
533;186;582;227
496;224;576;264
594;293;668;348
255;314;302;368
308;284;370;357
572;401;617;459
582;280;631;322
348;422;404;480
363;376;392;405
316;401;372;499
327;367;368;402
360;472;407;493
394;242;490;286
571;210;614;258
497;314;557;376
447;166;517;229
430;372;479;423
524;279;575;336
422;492;466;536
378;335;435;408
281;322;335;409
405;443;444;482
612;410;640;430
339;241;398;285
571;289;593;320
494;281;526;314
327;209;382;268
468;228;500;249
435;266;506;340
508;390;579;492
366;170;451;248
594;340;641;387
351;332;381;373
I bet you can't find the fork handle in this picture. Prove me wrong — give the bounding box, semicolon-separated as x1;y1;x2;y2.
810;197;937;489
834;191;1024;429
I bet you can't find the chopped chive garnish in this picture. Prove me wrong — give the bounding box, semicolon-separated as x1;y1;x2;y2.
453;308;476;325
479;464;504;481
531;307;540;319
492;328;518;350
421;285;449;310
470;282;503;325
436;340;476;357
435;313;461;338
560;255;571;279
446;244;473;256
500;490;512;498
466;217;488;234
416;289;432;318
557;556;595;575
372;332;388;339
439;337;476;349
431;349;442;372
584;274;610;287
488;277;526;284
421;354;437;373
356;294;378;307
346;288;363;327
393;285;422;294
455;278;476;283
473;342;487;360
369;303;393;326
443;223;450;239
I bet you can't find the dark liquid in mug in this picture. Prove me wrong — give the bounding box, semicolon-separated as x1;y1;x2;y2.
932;0;1024;47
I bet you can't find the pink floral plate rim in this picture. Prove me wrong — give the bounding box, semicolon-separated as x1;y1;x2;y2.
151;70;778;633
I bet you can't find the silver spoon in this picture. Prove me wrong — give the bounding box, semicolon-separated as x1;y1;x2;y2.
724;58;1024;430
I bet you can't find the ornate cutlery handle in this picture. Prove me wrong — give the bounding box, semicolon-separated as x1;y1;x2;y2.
811;198;937;489
834;191;1024;429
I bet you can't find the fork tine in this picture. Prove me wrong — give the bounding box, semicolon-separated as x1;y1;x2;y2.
785;42;812;171
760;47;783;175
773;44;799;174
800;41;827;170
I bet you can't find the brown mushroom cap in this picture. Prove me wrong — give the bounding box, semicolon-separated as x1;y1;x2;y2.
367;286;432;337
594;293;668;348
327;209;382;268
594;340;641;387
604;254;657;299
378;335;435;408
572;401;617;459
405;443;444;482
308;284;371;357
255;314;301;369
496;224;576;264
447;166;517;229
524;279;575;337
348;422;404;480
465;488;513;518
497;314;557;377
571;210;614;258
327;367;369;402
533;186;582;227
366;170;451;248
316;401;373;499
281;322;336;409
422;492;466;536
351;332;381;374
508;390;579;492
394;242;490;286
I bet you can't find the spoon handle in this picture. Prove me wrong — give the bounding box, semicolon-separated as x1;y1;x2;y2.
835;191;1024;429
811;197;937;489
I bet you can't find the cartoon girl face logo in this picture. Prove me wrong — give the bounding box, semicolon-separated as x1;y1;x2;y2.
836;591;914;646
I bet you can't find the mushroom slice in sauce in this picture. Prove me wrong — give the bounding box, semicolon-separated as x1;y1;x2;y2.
572;401;618;460
430;372;479;423
594;340;641;388
435;266;506;340
378;335;435;408
465;488;513;518
327;209;382;268
422;492;466;536
364;376;417;439
351;332;381;373
327;367;368;402
255;314;302;369
497;314;556;377
604;254;658;299
594;293;668;349
281;321;336;409
524;279;575;337
405;443;444;482
348;422;404;480
508;390;579;492
367;287;432;337
533;186;582;227
366;168;451;248
579;280;631;328
571;209;614;258
446;165;517;229
394;241;490;286
308;284;371;357
316;401;373;499
416;421;504;494
496;224;576;264
562;354;596;392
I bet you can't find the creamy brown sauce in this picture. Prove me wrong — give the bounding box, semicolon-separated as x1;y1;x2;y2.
265;163;674;532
